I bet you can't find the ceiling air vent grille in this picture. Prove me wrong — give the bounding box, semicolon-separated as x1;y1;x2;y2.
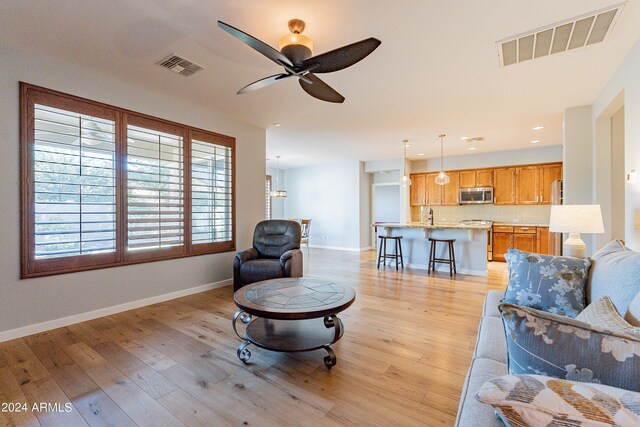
157;54;205;77
497;2;625;67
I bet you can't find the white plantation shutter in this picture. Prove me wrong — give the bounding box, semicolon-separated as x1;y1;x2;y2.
33;104;117;259
191;136;233;249
265;176;272;220
125;118;185;256
21;85;235;278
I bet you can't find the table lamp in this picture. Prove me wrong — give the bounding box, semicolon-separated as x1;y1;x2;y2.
549;204;605;258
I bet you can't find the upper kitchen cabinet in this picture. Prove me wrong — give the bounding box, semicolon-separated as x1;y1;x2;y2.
540;164;562;204
459;170;476;188
407;162;561;207
459;169;493;188
494;168;516;204
410;173;427;206
476;169;494;187
515;166;540;205
442;172;460;205
426;173;442;206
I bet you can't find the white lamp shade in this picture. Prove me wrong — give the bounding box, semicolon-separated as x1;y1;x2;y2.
549;204;605;234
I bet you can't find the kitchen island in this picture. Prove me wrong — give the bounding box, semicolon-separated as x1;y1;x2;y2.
374;222;492;276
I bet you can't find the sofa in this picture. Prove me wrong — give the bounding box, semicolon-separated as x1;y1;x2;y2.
455;240;640;426
233;220;303;291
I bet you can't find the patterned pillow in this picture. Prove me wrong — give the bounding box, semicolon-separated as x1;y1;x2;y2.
476;374;640;427
504;248;591;317
500;302;640;392
577;296;640;339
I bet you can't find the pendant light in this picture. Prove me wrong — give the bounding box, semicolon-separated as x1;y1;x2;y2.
435;134;450;186
401;139;412;187
271;156;287;198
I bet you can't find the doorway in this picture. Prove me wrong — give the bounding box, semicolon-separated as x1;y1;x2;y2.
371;183;400;248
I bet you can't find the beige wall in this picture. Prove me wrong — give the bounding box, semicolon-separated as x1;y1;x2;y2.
0;44;266;335
611;107;626;241
593;39;640;251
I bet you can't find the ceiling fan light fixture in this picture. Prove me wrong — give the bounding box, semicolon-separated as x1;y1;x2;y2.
279;19;313;63
279;33;313;53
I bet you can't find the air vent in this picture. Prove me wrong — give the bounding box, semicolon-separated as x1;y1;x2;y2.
465;137;485;143
157;54;205;77
497;3;625;67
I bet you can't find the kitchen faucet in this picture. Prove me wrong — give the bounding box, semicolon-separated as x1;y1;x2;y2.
428;207;434;226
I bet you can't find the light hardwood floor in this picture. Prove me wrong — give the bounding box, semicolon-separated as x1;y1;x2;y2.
0;249;508;427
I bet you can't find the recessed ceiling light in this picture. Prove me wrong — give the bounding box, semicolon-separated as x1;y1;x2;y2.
461;136;470;140
533;126;544;130
418;153;425;156
531;140;540;144
405;143;411;147
273;123;281;127
468;147;477;150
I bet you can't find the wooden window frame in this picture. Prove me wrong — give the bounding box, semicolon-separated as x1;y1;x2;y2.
20;83;236;278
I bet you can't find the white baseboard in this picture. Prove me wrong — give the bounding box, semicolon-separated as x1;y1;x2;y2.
309;245;373;252
0;278;232;343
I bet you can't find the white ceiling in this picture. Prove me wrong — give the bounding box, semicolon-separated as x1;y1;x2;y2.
1;0;639;168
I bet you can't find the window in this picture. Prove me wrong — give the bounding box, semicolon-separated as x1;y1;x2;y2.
21;83;235;278
265;175;272;219
190;131;234;254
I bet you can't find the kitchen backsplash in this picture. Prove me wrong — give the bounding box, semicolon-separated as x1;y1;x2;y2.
410;205;551;224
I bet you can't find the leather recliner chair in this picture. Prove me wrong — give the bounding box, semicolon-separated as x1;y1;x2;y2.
233;220;303;291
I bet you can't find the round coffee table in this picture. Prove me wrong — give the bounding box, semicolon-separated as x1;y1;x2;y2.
232;277;355;369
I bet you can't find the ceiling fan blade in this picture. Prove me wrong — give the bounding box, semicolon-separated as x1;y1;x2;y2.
303;38;381;73
237;73;293;94
298;73;345;103
217;21;293;67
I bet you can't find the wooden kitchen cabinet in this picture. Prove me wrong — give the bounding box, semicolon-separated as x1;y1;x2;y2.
426;173;442;206
493;232;514;262
442;172;460;205
476;169;494;187
514;233;536;252
493;225;552;262
539;164;562;204
536;227;550;254
408;162;561;208
516;166;540;205
459;170;476;188
459;169;493;188
494;168;516;204
410;173;427;206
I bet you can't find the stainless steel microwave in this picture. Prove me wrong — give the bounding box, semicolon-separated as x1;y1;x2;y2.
459;187;494;204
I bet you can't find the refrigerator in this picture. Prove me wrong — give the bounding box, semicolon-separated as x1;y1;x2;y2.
550;179;563;256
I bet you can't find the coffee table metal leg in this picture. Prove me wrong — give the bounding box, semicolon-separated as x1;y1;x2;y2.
232;309;253;340
324;314;342;343
323;346;336;368
237;341;252;363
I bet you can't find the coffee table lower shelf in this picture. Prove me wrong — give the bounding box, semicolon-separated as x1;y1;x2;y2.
233;310;344;369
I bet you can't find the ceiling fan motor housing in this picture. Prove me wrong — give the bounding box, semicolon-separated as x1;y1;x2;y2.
281;44;312;66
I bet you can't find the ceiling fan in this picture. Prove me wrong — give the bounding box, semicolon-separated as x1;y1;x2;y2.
217;19;381;103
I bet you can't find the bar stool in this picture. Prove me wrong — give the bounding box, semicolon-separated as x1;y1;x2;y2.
428;238;457;277
377;236;404;270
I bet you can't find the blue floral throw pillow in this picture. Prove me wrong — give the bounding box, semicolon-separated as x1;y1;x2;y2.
500;303;640;392
504;248;591;318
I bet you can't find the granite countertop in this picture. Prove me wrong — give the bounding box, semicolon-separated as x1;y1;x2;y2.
493;222;550;227
374;222;493;230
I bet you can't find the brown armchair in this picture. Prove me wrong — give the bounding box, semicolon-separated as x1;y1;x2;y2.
233;220;303;291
